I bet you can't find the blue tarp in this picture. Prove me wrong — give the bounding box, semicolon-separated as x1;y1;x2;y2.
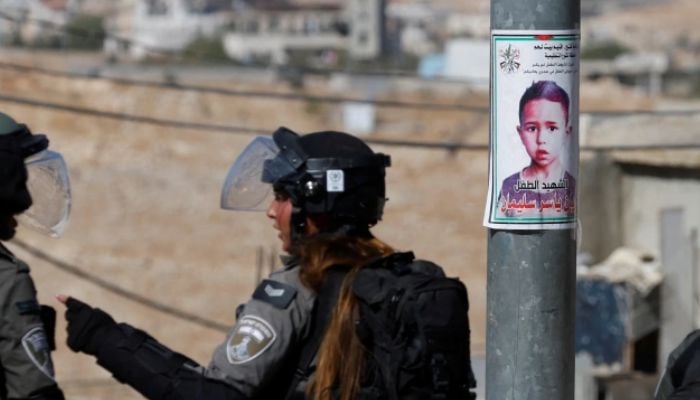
417;54;445;79
575;279;628;365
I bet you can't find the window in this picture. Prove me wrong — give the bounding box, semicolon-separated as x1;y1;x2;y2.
146;0;168;15
357;32;368;46
269;16;279;32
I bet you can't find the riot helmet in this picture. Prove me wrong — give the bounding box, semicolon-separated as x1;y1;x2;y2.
221;127;390;241
0;112;71;238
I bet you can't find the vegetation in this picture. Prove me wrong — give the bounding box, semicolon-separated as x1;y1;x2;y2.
64;14;105;50
181;36;230;64
690;73;700;98
581;40;630;60
305;98;322;115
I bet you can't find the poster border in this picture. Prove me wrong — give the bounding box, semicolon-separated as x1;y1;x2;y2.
487;29;580;228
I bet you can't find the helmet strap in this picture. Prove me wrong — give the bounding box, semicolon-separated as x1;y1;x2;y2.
289;204;308;246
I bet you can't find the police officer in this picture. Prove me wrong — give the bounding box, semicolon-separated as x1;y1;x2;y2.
0;112;70;400
57;127;393;399
656;330;700;400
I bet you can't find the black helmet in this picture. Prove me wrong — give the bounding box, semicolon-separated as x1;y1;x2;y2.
0;112;71;238
221;127;391;239
0;112;49;158
0;112;47;217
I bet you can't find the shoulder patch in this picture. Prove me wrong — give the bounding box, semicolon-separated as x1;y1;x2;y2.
22;326;55;380
226;315;277;364
16;299;41;315
252;279;297;309
0;251;29;273
15;258;30;273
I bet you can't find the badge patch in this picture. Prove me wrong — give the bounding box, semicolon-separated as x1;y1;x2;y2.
252;279;297;309
326;169;344;192
21;327;55;379
226;316;276;364
264;284;285;297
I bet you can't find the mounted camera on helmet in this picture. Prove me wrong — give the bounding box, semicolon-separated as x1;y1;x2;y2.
0;112;71;238
221;127;390;239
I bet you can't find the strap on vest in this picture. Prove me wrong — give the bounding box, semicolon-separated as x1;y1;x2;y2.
284;265;349;400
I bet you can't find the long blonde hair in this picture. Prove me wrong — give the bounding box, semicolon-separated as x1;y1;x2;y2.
298;232;394;400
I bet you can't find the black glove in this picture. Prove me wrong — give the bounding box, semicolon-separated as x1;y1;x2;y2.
64;297;118;356
27;383;65;400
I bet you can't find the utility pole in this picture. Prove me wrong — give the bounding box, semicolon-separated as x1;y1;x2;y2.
484;0;580;399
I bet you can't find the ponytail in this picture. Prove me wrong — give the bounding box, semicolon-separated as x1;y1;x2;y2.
298;234;393;400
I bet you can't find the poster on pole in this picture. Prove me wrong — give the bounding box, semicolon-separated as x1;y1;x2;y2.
483;30;580;230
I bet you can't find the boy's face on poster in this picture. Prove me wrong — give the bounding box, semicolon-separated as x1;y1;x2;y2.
517;98;571;168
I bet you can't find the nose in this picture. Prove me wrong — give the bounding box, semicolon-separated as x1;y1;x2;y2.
266;200;276;219
536;129;545;145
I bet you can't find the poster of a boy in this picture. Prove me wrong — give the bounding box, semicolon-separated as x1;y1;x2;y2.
495;80;575;219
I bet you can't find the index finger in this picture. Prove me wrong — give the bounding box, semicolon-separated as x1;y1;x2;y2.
55;294;69;305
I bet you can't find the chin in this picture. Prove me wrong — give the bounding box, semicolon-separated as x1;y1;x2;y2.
0;227;16;241
0;216;17;241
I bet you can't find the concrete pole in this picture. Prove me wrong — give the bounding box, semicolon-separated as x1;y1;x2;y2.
486;1;580;399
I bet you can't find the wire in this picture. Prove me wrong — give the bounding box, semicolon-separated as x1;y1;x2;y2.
10;238;230;332
0;93;268;136
0;93;491;149
0;61;489;112
584;109;700;117
2;93;700;151
365;137;487;151
2;61;699;117
584;143;700;150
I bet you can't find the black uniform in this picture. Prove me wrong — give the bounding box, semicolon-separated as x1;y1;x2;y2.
0;244;63;400
63;258;314;400
656;330;700;400
0;111;65;399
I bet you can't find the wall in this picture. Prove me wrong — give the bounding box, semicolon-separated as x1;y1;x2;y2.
620;165;700;338
578;153;624;264
620;166;700;259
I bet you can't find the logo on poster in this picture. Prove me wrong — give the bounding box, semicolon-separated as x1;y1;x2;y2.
499;44;521;73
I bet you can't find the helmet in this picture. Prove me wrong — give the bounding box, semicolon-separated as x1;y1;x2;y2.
0;112;71;237
221;127;391;238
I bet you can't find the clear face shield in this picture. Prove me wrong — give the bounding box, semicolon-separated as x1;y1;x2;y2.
221;136;283;211
17;150;72;237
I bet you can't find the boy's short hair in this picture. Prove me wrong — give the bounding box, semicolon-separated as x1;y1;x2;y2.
519;80;570;123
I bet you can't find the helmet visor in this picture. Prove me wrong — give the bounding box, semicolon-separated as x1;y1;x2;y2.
17;150;71;237
221;136;280;211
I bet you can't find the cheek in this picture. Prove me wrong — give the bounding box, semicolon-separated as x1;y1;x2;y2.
279;203;292;226
520;134;536;149
552;133;567;147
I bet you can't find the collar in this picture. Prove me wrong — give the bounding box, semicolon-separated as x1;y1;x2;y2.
280;254;299;271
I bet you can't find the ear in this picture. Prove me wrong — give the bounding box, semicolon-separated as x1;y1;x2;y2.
306;213;332;234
